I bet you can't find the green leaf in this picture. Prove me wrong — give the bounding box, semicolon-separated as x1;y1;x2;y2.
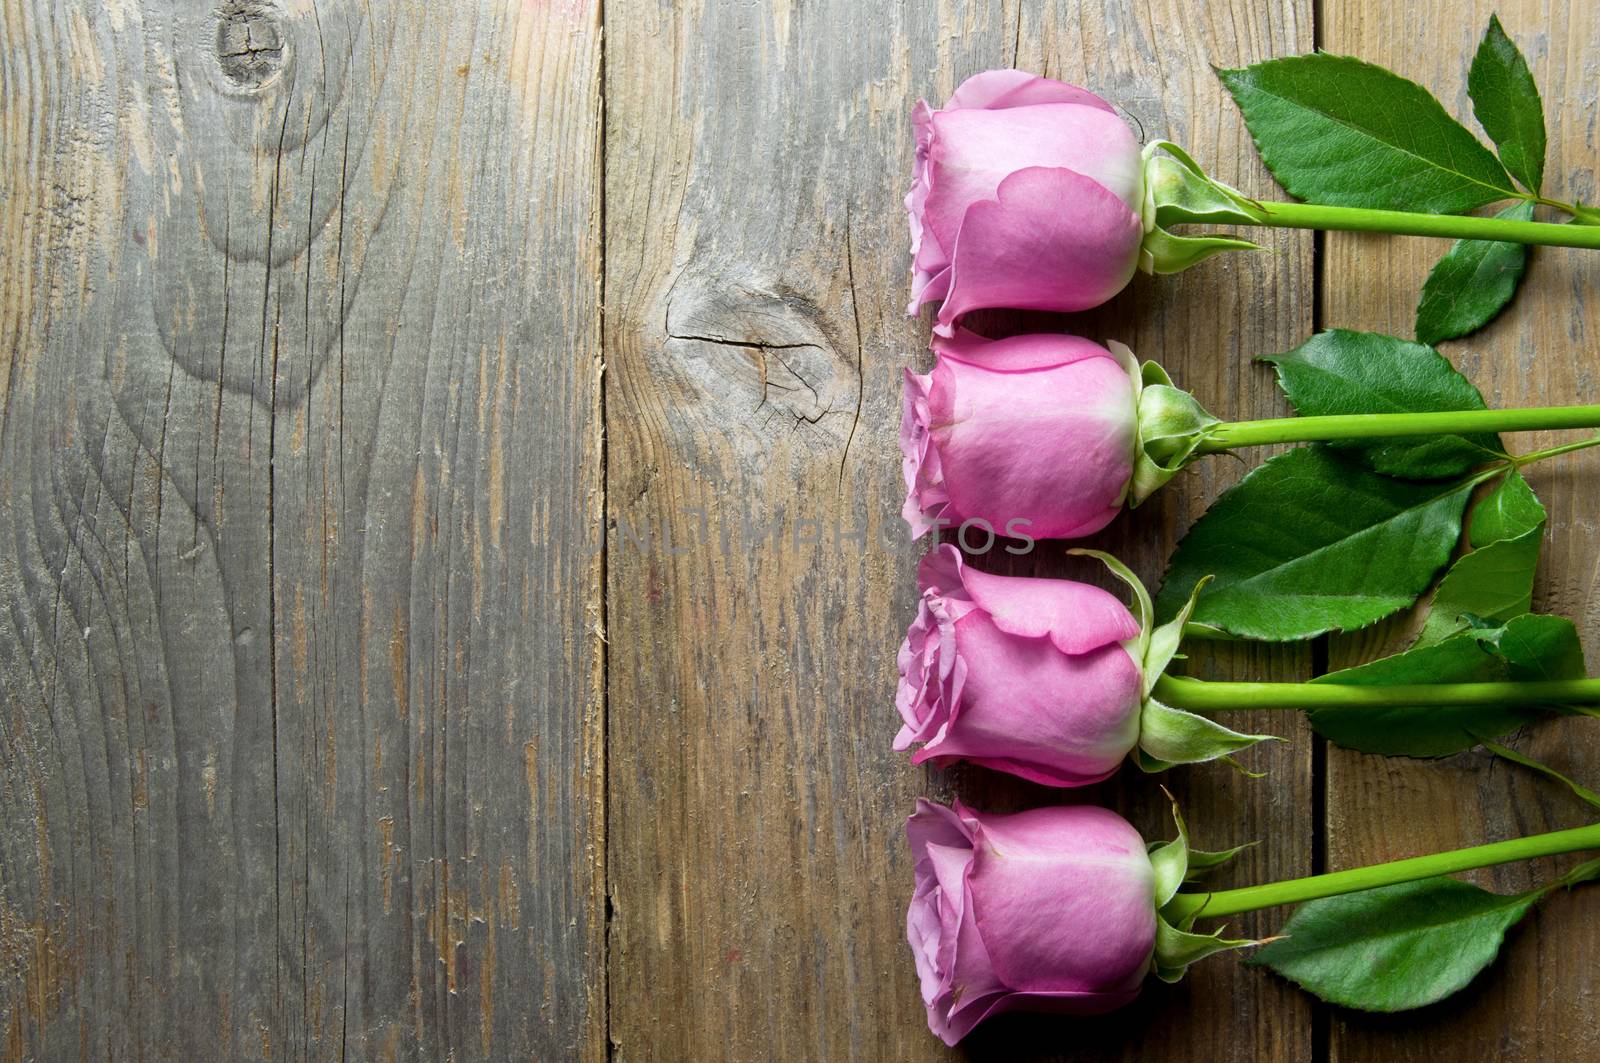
1218;55;1517;213
1156;447;1477;640
1419;471;1545;645
1309;613;1585;756
1468;14;1547;192
1415;202;1536;346
1567;856;1600;888
1419;532;1542;644
1481;739;1600;811
1492;611;1586;680
1310;632;1528;755
1251;874;1553;1011
1470;468;1546;546
1262;330;1505;478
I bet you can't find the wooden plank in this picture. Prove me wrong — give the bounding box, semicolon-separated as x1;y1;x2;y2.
0;3;605;1059
603;0;1312;1058
1321;3;1600;1060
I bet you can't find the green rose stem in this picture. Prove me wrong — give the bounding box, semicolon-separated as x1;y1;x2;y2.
1164;821;1600;921
1141;148;1600;273
1196;406;1600;453
1153;672;1600;717
1234;199;1600;249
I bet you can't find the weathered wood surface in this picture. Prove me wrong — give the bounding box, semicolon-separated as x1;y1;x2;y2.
603;1;1314;1059
1322;2;1600;1061
0;3;605;1060
1;1;1595;1061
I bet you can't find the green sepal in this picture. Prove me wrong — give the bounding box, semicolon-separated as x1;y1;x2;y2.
1137;699;1276;771
1133;747;1172;774
1076;550;1206;695
1069;547;1153;665
1140;226;1262;275
1143;575;1211;694
1130;361;1222;506
1140;385;1219;466
1156;840;1255;881
1152;915;1260;983
1139;141;1265;275
1073;552;1274;774
1147;791;1195;906
1216;756;1270;780
1139;576;1275;778
1146;791;1253;906
1143;141;1265;227
1185;843;1256;880
1149;841;1188;910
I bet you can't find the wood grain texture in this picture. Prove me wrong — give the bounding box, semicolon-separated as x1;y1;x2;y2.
0;3;605;1060
1320;3;1600;1060
602;0;1314;1058
8;1;1597;1060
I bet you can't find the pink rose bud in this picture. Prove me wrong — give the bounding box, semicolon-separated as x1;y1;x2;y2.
895;545;1145;787
902;329;1140;542
906;798;1158;1044
896;545;1273;785
906;69;1149;334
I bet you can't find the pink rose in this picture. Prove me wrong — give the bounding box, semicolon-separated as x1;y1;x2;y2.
907;70;1149;335
895;545;1144;787
906;798;1158;1044
901;329;1139;541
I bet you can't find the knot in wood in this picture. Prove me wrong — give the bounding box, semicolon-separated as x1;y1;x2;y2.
215;1;287;88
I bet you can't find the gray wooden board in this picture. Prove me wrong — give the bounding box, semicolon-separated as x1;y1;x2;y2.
1;3;605;1059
